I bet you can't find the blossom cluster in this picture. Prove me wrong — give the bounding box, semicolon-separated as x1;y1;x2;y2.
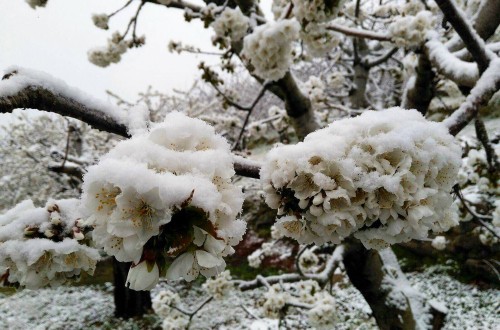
0;199;99;289
292;0;346;24
80;112;246;290
301;23;341;57
202;269;233;299
92;13;109;30
261;280;337;325
242;19;300;81
261;108;461;249
87;32;128;67
152;289;189;330
389;11;434;48
211;7;249;45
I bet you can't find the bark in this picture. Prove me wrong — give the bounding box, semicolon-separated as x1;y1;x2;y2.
402;54;435;115
350;39;370;109
112;258;152;319
343;241;446;330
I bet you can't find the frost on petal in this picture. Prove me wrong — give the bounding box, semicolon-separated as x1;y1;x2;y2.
261;108;461;248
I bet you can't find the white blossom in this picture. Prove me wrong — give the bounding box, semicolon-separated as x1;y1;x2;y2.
242;19;300;81
389;11;434;48
202;270;233;299
431;236;447;251
211;7;249;43
126;261;160;291
91;13;109;30
81;112;245;288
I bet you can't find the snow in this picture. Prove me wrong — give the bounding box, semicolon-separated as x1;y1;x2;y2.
0;66;127;126
426;35;479;87
0;269;496;329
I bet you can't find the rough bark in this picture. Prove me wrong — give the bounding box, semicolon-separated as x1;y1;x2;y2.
112;258;152;319
402;54;435;115
343;241;446;330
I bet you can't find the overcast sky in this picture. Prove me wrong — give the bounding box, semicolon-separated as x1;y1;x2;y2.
0;0;221;103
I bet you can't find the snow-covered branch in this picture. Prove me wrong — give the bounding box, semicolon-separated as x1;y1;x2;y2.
0;67;129;137
434;0;495;73
444;58;500;136
326;22;392;42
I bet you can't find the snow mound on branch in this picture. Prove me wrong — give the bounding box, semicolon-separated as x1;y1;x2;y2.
80;112;245;288
0;199;99;289
261;108;461;249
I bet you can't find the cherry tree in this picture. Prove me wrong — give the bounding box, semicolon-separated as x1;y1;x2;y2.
0;0;499;329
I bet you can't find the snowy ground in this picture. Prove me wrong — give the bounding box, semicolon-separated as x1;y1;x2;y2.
0;269;497;330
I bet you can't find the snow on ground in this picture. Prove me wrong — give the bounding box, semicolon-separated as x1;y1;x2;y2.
0;269;497;329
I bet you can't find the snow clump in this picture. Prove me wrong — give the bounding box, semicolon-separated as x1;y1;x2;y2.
431;236;447;251
0;199;99;289
80;112;246;290
242;19;300;81
261;108;461;249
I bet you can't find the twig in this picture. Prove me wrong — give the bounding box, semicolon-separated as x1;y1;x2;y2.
482;259;500;281
453;185;499;239
232;84;269;150
108;0;133;18
474;118;499;173
326;23;392;42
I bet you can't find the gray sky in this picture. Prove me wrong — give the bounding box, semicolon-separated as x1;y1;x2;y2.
0;0;220;102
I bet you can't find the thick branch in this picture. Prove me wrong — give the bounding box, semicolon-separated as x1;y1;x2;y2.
435;0;494;73
444;58;500;136
0;86;128;137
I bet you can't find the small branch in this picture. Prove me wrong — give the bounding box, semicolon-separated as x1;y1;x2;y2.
108;0;133;18
232;84;269;150
474;118;499;173
453;185;500;239
365;47;398;68
326;23;392;42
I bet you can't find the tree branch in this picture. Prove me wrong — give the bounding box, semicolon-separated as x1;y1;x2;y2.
434;0;494;74
444;58;500;136
326;23;392;42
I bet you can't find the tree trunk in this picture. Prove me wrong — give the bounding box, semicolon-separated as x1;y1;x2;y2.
343;240;446;330
112;258;152;319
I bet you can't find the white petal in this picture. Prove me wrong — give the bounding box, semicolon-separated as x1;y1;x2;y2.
196;250;223;268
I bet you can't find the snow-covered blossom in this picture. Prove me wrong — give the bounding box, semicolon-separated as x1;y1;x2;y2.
474;226;499;246
262;284;290;318
271;0;289;19
242;19;300;81
81;112;245;288
202;270;233;299
301;23;341;57
211;7;249;43
307;292;337;329
0;199;99;289
161;314;189;330
88;32;128;67
389;11;434;48
293;0;346;24
262;108;461;249
25;0;47;9
92;13;109;30
431;236;447;251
